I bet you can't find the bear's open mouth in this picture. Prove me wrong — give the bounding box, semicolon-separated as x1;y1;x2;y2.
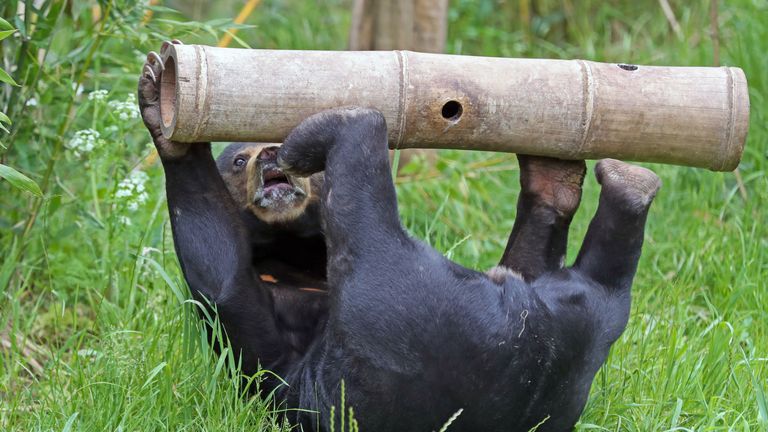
263;169;291;190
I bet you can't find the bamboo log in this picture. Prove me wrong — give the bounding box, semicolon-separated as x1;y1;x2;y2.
158;45;749;171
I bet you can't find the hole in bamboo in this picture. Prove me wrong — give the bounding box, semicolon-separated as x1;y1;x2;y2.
160;56;176;129
618;63;638;71
441;100;463;121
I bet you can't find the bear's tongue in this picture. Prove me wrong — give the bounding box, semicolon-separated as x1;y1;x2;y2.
264;175;289;188
263;169;291;191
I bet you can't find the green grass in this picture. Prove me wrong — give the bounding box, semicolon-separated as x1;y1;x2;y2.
1;0;766;430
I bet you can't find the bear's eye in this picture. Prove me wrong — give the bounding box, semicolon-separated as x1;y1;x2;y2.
234;157;247;167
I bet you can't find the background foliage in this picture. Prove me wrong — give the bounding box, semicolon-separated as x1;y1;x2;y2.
1;0;766;430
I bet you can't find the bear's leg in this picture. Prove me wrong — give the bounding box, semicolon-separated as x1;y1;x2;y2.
574;159;661;290
498;155;586;281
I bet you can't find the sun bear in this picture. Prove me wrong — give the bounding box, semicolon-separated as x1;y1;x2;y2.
140;41;660;431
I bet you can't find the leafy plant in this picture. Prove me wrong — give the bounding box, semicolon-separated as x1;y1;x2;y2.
0;16;41;198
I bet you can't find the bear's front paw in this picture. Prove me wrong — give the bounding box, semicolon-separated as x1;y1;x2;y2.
137;40;191;160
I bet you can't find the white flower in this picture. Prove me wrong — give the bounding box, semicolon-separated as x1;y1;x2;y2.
108;93;139;122
66;129;102;158
115;170;150;212
88;89;109;102
25;98;38;107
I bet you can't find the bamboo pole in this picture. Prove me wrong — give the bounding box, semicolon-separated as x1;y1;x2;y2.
158;45;749;171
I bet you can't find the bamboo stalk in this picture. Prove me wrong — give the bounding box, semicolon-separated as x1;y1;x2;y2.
158;45;749;171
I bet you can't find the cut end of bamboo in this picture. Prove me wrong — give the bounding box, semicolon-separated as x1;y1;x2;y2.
159;53;178;139
719;66;750;172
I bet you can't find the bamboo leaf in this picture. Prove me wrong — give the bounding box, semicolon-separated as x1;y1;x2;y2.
0;29;16;41
12;16;25;38
0;68;18;86
148;5;182;14
0;111;11;125
0;164;43;197
0;17;12;31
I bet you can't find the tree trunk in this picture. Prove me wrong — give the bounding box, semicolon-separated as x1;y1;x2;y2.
349;0;448;53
